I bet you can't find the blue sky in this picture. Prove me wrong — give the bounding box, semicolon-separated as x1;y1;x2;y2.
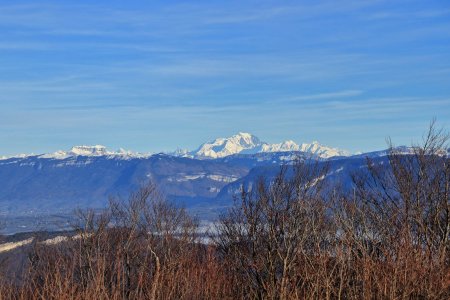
1;0;449;156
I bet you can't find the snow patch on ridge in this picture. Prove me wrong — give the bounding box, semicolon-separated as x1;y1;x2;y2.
166;173;240;183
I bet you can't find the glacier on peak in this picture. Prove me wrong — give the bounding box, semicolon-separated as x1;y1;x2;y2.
299;141;350;158
260;140;300;153
69;145;109;156
192;132;264;159
185;132;350;159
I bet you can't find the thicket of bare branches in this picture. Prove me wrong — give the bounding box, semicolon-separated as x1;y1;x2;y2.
0;122;449;299
214;159;333;299
338;119;450;299
0;184;232;299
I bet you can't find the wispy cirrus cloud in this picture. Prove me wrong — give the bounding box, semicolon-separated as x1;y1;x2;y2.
0;0;449;155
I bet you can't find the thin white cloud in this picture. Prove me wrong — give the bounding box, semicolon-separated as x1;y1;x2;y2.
285;90;363;102
366;9;450;20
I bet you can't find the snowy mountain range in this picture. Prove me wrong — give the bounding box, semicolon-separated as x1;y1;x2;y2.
0;132;350;161
187;132;350;159
40;145;151;160
1;145;151;161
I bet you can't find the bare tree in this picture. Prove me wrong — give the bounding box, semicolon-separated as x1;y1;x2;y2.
215;158;331;299
338;119;450;298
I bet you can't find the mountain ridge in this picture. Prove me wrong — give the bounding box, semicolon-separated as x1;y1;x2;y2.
181;132;350;159
1;132;350;160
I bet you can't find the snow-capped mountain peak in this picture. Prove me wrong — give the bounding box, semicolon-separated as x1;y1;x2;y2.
38;145;151;160
69;145;109;156
192;132;263;159
187;133;350;159
299;141;350;158
0;153;33;161
234;132;261;147
260;140;299;152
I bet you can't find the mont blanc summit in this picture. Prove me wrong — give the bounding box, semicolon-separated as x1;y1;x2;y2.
187;132;350;159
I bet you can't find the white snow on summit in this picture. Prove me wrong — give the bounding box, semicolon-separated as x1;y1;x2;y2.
0;153;34;160
299;141;350;158
192;132;263;158
185;132;350;159
69;145;109;156
39;145;151;160
260;140;300;153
